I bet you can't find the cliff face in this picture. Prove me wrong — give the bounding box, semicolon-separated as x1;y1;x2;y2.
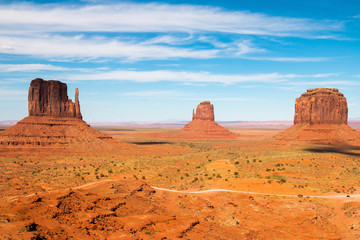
28;78;82;119
274;88;360;146
0;78;115;149
192;101;215;121
294;88;347;125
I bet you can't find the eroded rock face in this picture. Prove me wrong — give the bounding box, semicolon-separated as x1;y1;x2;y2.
0;78;115;149
294;88;347;125
181;101;237;139
274;88;360;146
28;78;82;119
192;101;215;121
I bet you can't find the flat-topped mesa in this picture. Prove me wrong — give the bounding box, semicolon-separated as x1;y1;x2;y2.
294;88;348;125
28;78;82;119
192;101;215;121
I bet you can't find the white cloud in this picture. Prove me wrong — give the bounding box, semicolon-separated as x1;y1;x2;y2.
0;35;220;61
0;89;27;95
0;89;27;100
0;3;341;62
0;64;67;72
0;3;342;37
0;44;13;50
243;56;330;62
65;69;340;85
288;80;360;86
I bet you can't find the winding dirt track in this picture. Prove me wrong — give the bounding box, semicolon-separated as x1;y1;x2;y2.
152;186;360;200
7;179;360;202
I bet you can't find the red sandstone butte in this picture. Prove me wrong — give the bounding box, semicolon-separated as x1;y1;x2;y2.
274;88;360;146
182;101;237;139
28;78;82;119
192;101;215;121
0;78;113;150
294;88;347;125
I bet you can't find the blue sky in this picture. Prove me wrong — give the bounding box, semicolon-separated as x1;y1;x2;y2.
0;0;360;122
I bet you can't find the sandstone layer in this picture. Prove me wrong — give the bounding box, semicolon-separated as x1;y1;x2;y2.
182;101;237;139
294;88;347;125
274;88;360;146
0;78;113;150
192;101;214;121
29;78;82;119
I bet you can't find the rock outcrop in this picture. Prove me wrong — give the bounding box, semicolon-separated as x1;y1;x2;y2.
0;78;113;151
294;88;347;125
28;78;82;119
192;101;214;121
274;88;360;146
181;101;237;139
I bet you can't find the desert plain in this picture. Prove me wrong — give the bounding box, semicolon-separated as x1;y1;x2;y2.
1;123;360;239
1;82;360;240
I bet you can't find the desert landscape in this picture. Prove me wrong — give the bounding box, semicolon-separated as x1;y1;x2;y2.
1;1;360;239
1;79;360;239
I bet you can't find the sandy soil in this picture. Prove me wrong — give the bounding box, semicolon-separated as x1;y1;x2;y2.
1;127;360;239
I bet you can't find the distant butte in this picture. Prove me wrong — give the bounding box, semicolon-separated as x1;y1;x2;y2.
274;88;360;146
192;101;214;121
181;101;237;139
0;78;114;151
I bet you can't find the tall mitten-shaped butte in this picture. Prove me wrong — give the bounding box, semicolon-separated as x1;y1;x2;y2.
28;78;82;119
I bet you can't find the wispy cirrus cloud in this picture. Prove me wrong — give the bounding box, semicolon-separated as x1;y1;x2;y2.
65;69;342;85
0;2;343;62
0;3;342;37
0;34;265;61
0;35;221;61
242;56;330;62
288;80;360;86
0;89;27;101
0;64;67;72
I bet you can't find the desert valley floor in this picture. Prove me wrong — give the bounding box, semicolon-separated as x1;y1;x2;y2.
1;125;360;239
